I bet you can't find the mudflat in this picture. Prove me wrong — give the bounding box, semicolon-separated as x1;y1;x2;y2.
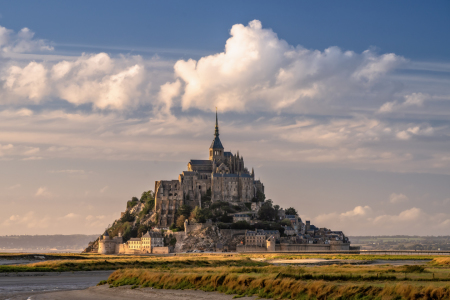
8;285;257;300
0;271;113;300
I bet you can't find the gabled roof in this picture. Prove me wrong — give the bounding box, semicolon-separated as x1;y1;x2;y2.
142;231;163;238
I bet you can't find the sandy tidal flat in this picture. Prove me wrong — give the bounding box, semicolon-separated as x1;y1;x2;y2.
7;285;258;300
0;271;113;300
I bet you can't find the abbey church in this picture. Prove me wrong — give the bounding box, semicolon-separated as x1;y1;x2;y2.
155;112;265;227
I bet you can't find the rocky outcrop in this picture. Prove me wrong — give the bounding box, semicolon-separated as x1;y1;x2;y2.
82;237;99;253
174;225;245;252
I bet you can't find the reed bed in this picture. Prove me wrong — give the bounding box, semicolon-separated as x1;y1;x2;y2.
432;257;450;266
104;267;450;300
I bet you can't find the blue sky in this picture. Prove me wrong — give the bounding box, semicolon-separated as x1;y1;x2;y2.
0;1;449;235
2;1;449;60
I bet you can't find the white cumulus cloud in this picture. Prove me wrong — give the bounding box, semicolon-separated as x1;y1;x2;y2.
166;20;405;113
0;26;53;53
1;53;146;109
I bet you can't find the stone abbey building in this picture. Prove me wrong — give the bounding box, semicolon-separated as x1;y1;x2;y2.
155;112;265;227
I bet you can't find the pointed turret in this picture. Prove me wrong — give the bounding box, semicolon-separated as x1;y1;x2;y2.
209;109;224;160
215;109;219;137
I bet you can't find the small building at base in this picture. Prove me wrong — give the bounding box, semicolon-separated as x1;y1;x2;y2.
98;231;169;254
98;231;123;254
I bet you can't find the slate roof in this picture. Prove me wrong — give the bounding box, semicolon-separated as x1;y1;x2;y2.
189;160;211;165
142;231;163;238
224;151;233;157
210;136;224;149
182;171;196;176
265;230;280;235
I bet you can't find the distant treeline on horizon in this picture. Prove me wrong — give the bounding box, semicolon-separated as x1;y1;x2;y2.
0;234;99;251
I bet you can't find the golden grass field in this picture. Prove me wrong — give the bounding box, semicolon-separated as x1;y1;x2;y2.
103;260;450;300
2;253;450;299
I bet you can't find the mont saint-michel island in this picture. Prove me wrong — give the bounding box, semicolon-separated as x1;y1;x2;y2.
84;112;355;255
2;3;450;300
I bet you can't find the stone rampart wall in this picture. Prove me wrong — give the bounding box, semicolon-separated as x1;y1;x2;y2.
152;246;170;254
237;243;353;253
219;229;247;236
236;245;266;252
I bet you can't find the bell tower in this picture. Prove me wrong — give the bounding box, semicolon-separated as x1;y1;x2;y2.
209;109;224;160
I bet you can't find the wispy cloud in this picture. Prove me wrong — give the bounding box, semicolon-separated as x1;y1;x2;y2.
35;186;50;197
389;193;409;204
8;184;21;190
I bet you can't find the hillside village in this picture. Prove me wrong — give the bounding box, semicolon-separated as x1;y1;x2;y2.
84;113;354;254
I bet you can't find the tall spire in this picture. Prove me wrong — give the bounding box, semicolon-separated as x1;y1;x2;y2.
210;108;224;151
214;107;219;137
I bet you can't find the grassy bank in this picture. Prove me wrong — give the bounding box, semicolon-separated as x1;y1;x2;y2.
243;254;440;261
0;256;267;272
1;253;449;273
104;264;450;300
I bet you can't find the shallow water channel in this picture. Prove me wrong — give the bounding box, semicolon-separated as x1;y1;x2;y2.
0;271;113;299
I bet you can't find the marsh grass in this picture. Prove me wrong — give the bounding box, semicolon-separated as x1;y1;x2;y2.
243;254;442;261
432;257;450;266
106;267;450;300
0;257;268;272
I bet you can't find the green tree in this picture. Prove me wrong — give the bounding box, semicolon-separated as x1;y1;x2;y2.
137;224;150;237
176;215;187;230
230;220;252;230
257;200;277;221
256;190;266;202
140;190;155;203
127;200;138;209
139;199;155;219
190;206;208;223
280;219;292;226
201;188;212;206
121;211;135;223
177;204;192;219
285;207;298;216
218;212;233;223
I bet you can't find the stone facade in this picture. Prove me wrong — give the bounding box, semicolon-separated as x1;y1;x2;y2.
155;112;265;227
98;231;123;254
245;229;267;246
233;214;251;223
98;231;168;254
